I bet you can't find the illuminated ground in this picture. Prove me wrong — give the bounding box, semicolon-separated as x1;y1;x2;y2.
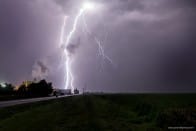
0;94;195;131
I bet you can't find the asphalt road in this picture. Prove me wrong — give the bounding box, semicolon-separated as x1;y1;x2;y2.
0;95;72;108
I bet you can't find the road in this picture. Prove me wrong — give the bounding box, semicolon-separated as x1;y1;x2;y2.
0;95;72;108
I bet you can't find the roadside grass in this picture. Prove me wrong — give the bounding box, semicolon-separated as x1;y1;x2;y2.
0;94;195;131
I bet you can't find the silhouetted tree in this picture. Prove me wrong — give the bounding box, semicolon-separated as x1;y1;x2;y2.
16;79;53;98
27;79;53;97
17;84;27;97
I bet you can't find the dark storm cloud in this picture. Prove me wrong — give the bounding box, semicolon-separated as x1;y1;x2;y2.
0;0;195;92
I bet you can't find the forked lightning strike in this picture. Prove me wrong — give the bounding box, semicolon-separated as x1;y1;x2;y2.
60;2;113;91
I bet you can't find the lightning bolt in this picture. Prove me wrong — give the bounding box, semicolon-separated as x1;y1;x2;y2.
82;14;114;68
59;17;67;46
65;9;85;48
60;8;85;91
60;3;114;91
58;17;67;70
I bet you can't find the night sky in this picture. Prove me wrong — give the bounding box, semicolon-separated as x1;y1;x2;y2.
0;0;195;92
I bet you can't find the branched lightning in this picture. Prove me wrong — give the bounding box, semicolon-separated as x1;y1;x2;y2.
64;9;85;90
65;9;85;48
82;14;113;67
60;2;113;91
60;8;86;91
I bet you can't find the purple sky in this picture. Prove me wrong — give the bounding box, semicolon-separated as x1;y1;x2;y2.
0;0;196;92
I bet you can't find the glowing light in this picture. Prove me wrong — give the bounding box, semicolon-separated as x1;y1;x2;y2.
83;2;95;10
0;82;6;88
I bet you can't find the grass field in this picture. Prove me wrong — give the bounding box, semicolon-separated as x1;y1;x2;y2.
0;94;195;131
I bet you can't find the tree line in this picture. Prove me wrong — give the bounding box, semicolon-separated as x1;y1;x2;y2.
0;80;53;98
